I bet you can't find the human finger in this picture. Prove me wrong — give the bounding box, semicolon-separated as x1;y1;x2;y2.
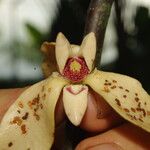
76;123;150;150
80;89;124;132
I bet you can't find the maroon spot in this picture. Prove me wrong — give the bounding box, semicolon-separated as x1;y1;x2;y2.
18;101;23;108
131;108;136;113
138;102;141;108
8;142;13;147
104;83;108;86
10;116;22;126
40;104;43;109
21;124;27;134
135;97;139;102
112;80;117;83
123;95;127;98
108;83;112;86
105;80;108;82
111;85;116;89
17;110;21;114
22;112;29;120
33;112;40;121
133;116;137;120
124;108;130;112
115;98;121;106
119;86;123;89
125;89;129;92
139;118;144;122
103;86;110;93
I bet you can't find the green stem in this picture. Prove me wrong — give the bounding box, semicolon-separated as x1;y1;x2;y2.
84;0;114;68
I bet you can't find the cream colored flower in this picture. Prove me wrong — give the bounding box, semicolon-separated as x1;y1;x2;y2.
0;33;149;150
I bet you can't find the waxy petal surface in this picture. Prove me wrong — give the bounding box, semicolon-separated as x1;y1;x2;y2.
0;73;68;150
84;69;150;132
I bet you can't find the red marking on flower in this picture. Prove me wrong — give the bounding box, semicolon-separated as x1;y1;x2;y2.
21;124;27;134
66;86;86;95
63;57;89;82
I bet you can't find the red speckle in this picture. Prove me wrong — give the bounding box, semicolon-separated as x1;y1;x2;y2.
40;104;43;109
22;112;29;120
42;93;46;100
66;86;86;95
21;124;27;134
131;107;136;113
63;57;89;82
135;97;139;102
123;95;127;98
103;86;110;93
18;101;23;108
125;89;129;92
33;112;40;121
17;110;21;114
138;102;141;108
124;108;130;112
115;98;121;106
139;118;144;122
10;116;22;126
111;85;116;89
112;80;117;83
8;142;13;147
119;86;123;89
104;83;108;86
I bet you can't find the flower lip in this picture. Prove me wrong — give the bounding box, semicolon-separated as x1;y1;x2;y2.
62;57;89;82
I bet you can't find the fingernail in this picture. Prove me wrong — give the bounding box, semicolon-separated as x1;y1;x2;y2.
87;143;123;150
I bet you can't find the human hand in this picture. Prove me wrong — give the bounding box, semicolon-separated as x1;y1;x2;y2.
75;90;150;150
0;88;150;150
56;89;150;150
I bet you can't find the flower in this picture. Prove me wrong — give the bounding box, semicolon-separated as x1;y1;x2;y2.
0;32;149;150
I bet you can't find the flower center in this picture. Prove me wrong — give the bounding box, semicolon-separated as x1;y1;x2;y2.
63;57;89;82
70;60;81;72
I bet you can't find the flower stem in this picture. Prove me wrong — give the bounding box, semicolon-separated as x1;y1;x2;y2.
84;0;114;68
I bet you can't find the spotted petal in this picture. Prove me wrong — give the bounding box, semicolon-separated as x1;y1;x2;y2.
0;73;68;150
84;69;150;133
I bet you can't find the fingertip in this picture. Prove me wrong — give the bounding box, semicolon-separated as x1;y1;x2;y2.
80;90;123;132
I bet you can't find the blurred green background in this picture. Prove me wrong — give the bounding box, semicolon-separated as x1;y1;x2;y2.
0;0;150;93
